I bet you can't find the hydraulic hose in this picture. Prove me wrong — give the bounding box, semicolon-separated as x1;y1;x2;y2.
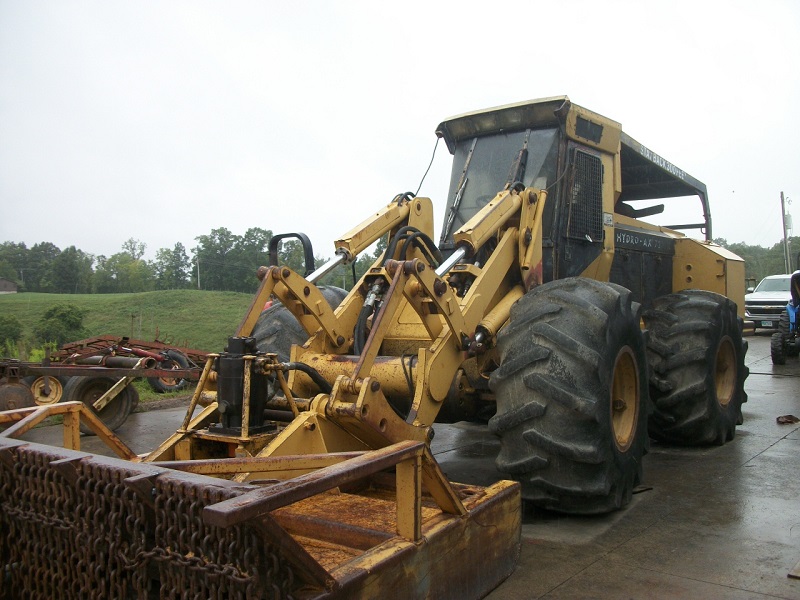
282;362;333;394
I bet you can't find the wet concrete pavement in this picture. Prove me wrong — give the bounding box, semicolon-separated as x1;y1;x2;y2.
18;332;800;599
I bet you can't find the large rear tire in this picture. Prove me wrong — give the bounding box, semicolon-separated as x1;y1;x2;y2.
489;278;650;514
63;376;135;435
644;290;748;445
251;286;348;360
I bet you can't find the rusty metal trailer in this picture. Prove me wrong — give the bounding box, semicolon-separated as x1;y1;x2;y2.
0;336;206;430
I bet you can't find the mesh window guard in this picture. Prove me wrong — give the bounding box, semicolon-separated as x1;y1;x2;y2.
567;150;603;241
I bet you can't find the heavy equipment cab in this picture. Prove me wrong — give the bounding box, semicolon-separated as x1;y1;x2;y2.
436;96;743;312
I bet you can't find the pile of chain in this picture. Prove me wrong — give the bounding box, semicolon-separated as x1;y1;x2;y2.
0;443;312;599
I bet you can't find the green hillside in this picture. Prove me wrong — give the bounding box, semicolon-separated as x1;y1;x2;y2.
0;290;255;353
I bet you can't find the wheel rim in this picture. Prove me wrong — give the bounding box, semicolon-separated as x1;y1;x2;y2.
715;336;737;407
157;359;182;387
31;376;63;405
610;346;640;452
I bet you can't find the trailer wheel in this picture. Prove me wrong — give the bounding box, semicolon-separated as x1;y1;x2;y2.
147;350;191;393
63;376;135;435
644;290;748;445
489;278;650;514
251;286;348;360
29;375;65;405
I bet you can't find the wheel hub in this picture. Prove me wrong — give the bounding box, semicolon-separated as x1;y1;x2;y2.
611;346;639;452
715;336;737;407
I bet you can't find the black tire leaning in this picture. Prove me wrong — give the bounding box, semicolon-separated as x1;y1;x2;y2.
488;278;650;514
251;286;348;360
63;376;135;435
644;290;748;445
147;350;191;393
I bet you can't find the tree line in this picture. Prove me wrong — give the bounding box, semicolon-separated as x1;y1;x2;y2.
0;227;385;295
0;229;796;295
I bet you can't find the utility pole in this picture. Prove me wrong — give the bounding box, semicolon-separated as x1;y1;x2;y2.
196;258;201;290
781;191;791;273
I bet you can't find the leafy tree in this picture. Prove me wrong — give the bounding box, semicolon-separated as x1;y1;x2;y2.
192;227;239;291
92;255;116;293
50;246;93;293
153;242;191;290
0;241;27;286
93;251;155;293
230;227;273;291
0;259;18;284
0;315;23;345
275;239;315;276
121;238;146;260
192;227;276;293
33;304;87;346
26;242;61;292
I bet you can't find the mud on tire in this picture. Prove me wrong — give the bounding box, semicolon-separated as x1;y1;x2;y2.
644;290;748;445
489;278;650;514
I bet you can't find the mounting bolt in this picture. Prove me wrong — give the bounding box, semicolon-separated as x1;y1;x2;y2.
336;335;345;346
370;380;381;392
282;268;291;278
433;279;447;296
303;286;310;296
417;262;425;273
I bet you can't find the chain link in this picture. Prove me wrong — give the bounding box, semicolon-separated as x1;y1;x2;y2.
0;444;307;599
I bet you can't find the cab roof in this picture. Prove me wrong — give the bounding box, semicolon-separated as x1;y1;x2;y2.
436;96;712;239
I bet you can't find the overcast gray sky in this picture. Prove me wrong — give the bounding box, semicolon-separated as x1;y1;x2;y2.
1;1;798;262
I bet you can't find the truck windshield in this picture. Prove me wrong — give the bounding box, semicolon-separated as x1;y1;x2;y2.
755;277;790;292
440;128;560;245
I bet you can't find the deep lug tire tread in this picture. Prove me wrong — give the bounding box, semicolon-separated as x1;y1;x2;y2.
644;290;748;445
489;278;650;514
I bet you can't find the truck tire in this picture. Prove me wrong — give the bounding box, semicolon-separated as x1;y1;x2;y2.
644;290;748;445
251;286;348;360
147;350;191;393
489;278;650;514
63;376;135;435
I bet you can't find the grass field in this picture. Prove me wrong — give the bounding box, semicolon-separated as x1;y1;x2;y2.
0;289;255;353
